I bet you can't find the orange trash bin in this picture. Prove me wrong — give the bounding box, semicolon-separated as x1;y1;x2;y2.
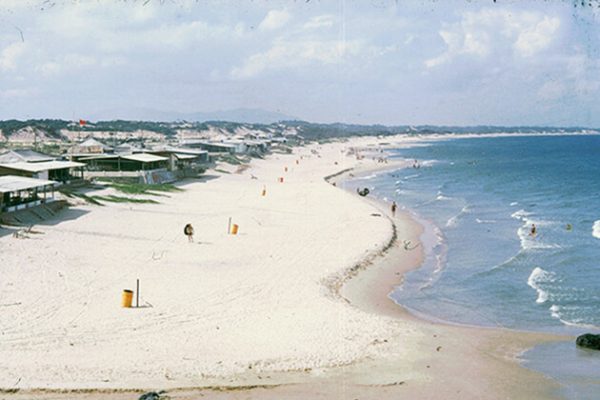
122;289;133;308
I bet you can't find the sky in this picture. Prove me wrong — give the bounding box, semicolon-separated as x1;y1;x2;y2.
0;0;600;126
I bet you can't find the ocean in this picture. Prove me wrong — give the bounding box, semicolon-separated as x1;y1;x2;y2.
350;134;600;399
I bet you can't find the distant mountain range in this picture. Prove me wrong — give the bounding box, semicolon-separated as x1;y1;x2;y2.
89;107;297;124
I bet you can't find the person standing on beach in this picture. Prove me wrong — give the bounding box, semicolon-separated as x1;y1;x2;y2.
184;223;194;243
391;201;397;216
530;224;537;237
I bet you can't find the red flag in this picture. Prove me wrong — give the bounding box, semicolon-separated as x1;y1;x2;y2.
79;119;87;126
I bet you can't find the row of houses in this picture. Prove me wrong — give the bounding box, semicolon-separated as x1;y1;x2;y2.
0;142;210;214
67;138;210;172
181;137;286;154
0;134;280;215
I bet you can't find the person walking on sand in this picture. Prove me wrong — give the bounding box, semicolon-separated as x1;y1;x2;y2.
184;223;194;243
391;201;397;216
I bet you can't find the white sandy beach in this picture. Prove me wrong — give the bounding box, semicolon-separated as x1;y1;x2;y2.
0;137;566;399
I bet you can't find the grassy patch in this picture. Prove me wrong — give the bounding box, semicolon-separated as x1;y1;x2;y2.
60;187;158;205
271;145;293;154
93;195;159;204
72;193;105;206
59;187;105;206
215;154;249;165
101;181;183;195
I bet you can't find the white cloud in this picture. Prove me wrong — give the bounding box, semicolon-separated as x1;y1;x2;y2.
258;10;291;31
515;17;561;57
0;42;26;71
425;8;561;68
130;3;157;23
64;54;96;68
37;61;61;76
231;39;363;79
0;87;37;99
36;53;122;76
538;80;566;101
33;3;244;54
303;15;335;30
565;53;600;94
36;54;95;76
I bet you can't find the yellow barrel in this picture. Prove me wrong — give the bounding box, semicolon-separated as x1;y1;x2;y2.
231;224;239;235
121;289;133;308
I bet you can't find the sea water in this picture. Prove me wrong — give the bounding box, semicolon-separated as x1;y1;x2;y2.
350;134;600;398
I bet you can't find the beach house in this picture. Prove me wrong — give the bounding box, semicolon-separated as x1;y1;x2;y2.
148;146;210;172
77;153;168;172
179;140;238;155
0;149;85;184
0;175;57;213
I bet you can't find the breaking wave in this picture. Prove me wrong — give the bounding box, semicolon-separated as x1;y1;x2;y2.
527;267;555;304
593;220;600;240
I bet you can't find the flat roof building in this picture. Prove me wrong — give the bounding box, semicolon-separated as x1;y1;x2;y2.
78;153;168;172
0;175;57;213
149;146;210;171
0;160;85;183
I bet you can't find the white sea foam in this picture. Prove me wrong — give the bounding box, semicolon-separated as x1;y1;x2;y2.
420;160;437;167
475;218;497;224
436;195;452;201
357;173;377;180
511;209;531;220
446;205;471;227
419;192;453;207
548;304;599;329
418;222;448;290
517;225;561;250
527;267;555;304
431;226;447;275
512;210;559;250
593;220;600;239
510;202;519;206
446;216;458;228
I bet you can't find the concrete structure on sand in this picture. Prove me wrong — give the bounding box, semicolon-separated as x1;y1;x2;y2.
0;175;57;213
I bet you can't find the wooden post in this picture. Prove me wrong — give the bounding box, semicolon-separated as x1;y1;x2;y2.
227;217;232;234
136;279;139;308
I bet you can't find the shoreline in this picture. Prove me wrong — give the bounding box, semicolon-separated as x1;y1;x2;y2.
328;145;572;397
0;136;570;399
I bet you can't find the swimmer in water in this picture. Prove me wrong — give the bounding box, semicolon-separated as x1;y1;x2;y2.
530;223;537;237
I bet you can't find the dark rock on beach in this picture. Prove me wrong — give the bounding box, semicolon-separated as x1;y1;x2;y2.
576;334;600;350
